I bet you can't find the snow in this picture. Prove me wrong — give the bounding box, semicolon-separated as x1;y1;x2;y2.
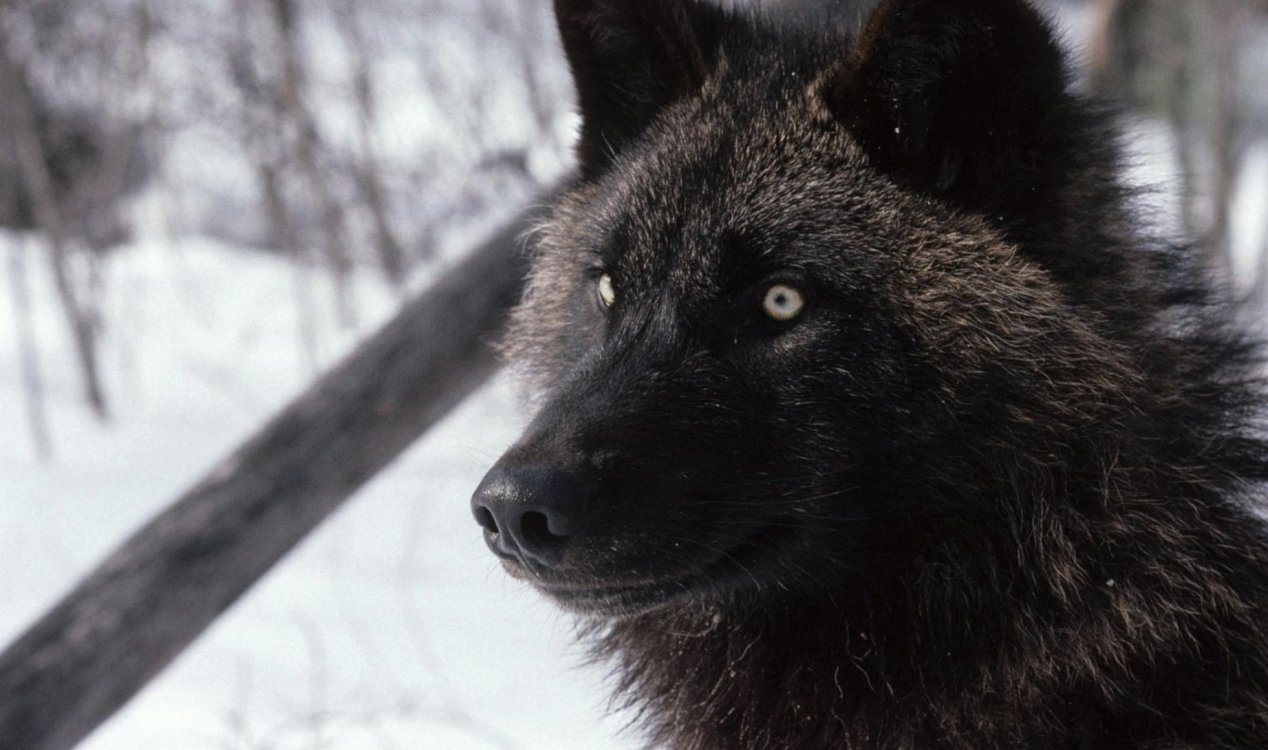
0;232;638;749
0;2;626;743
1232;142;1268;285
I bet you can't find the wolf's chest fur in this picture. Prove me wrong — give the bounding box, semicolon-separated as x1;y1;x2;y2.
471;0;1268;747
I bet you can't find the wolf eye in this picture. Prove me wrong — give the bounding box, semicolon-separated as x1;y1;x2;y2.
597;273;616;308
762;283;805;322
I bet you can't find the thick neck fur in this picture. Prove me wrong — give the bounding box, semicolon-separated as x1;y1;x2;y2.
594;417;1268;748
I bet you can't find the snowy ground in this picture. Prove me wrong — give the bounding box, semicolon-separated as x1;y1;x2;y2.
0;234;638;749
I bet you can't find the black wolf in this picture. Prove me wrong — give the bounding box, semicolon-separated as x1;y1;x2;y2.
471;0;1268;746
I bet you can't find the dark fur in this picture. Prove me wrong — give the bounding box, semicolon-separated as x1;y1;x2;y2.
480;0;1268;746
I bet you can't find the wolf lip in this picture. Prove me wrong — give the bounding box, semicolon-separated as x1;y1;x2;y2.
536;578;691;617
511;524;792;616
500;559;691;608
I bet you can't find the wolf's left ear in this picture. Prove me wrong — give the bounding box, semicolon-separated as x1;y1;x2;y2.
826;0;1069;216
554;0;727;177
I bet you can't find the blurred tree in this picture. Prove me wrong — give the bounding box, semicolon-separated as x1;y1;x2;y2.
5;237;52;461
268;0;358;327
0;27;108;420
1089;0;1258;290
0;1;152;423
333;0;408;288
226;0;323;368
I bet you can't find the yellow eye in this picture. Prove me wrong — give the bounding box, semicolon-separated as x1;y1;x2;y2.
597;273;616;308
762;283;805;322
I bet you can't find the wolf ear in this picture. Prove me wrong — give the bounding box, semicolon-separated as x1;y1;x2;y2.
826;0;1069;216
554;0;726;177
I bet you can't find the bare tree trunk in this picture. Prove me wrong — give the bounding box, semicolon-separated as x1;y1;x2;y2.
334;0;408;286
261;160;322;370
516;0;555;139
1088;0;1246;288
229;0;322;371
268;0;358;326
0;191;553;750
1087;0;1130;103
1204;2;1246;273
356;157;407;283
1261;178;1268;307
1243;160;1268;314
6;236;53;461
0;25;109;420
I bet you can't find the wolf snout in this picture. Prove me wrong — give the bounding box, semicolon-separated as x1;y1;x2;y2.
471;462;593;572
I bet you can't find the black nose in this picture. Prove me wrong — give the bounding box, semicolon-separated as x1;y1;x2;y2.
470;462;590;572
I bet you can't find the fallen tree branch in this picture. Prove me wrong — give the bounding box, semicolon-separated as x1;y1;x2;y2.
0;191;555;750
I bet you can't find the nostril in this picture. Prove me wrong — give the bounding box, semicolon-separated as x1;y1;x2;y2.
520;510;568;553
472;462;589;570
474;506;500;536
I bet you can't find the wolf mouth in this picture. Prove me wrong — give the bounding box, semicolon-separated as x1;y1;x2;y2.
518;524;791;617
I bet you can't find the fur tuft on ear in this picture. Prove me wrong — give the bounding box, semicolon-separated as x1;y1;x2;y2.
554;0;727;177
826;0;1070;218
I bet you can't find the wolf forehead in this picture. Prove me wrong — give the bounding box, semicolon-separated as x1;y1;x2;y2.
539;77;954;301
513;0;1064;375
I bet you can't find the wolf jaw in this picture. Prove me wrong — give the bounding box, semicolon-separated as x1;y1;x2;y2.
472;0;1268;747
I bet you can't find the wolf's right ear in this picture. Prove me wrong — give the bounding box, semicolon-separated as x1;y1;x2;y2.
824;0;1069;219
554;0;727;177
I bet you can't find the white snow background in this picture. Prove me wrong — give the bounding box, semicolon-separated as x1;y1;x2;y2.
0;232;637;750
1;2;1266;748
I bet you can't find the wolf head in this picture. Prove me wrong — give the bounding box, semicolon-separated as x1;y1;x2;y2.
471;0;1197;619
